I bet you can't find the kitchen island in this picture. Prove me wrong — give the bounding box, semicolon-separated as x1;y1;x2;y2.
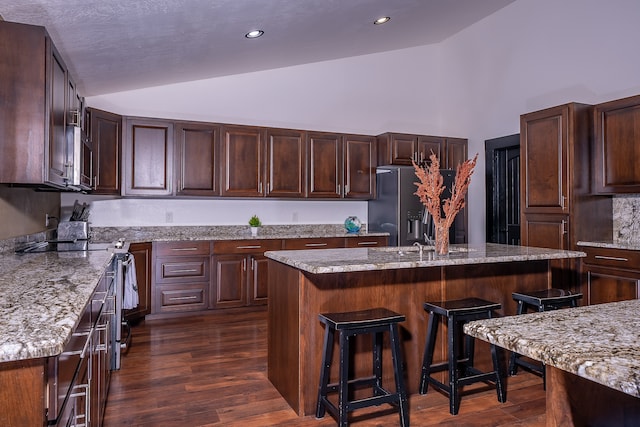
264;243;586;416
464;299;640;426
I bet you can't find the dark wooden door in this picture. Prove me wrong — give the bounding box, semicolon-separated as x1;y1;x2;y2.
211;254;247;309
124;118;174;196
343;134;376;199
266;129;306;197
47;46;68;187
89;108;122;194
594;95;640;193
176;122;219;196
521;106;569;214
417;136;443;166
249;255;269;305
485;134;520;245
585;267;640;305
307;132;342;198
124;242;152;322
221;125;264;197
444;137;468;169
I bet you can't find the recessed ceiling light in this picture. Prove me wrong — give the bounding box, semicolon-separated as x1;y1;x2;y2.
245;30;264;39
374;16;390;25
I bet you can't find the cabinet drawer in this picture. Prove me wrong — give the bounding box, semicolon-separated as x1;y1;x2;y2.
344;236;388;248
154;241;210;256
582;247;640;270
282;237;345;250
156;284;208;312
155;256;209;283
213;239;283;254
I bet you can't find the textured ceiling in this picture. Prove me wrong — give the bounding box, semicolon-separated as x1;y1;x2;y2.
0;0;514;96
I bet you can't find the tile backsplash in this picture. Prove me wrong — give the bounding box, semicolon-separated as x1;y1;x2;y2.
613;196;640;244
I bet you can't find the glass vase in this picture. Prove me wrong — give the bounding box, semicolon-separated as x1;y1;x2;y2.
434;223;450;255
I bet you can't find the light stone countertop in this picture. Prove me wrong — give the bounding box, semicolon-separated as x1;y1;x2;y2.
577;240;640;251
263;242;586;274
464;299;640;397
0;250;113;362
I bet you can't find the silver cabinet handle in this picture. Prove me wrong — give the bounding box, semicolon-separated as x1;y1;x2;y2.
169;295;198;301
170;268;199;273
357;241;379;246
171;247;199;251
237;245;262;249
594;255;629;262
305;243;328;247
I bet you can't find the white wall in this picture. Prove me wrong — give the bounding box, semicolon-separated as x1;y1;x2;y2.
82;0;640;240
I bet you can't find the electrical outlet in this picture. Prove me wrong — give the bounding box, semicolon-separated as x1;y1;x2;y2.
166;211;174;223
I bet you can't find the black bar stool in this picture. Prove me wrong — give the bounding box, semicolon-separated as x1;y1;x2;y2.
509;289;582;386
316;308;409;427
419;297;506;415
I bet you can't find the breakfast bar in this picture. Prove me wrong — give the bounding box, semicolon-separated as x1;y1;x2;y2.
264;243;586;416
464;299;640;426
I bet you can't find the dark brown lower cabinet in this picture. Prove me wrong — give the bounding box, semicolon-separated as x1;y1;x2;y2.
582;246;640;305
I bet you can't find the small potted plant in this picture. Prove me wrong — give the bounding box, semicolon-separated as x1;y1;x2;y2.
248;214;262;236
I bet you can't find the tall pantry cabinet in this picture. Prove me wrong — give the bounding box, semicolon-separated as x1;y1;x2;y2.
520;103;612;289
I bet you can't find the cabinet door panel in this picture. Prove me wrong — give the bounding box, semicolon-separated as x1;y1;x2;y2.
445;138;468;170
522;214;573;288
249;255;269;305
521;107;568;213
308;132;341;198
343;135;376;199
586;267;639;305
124;119;174;195
176;123;219;196
211;254;247;308
90;108;121;194
221;126;264;197
267;129;306;197
417;136;443;166
47;47;68;187
594;96;640;193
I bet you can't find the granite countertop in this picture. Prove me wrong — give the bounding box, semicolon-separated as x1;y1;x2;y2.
0;250;113;362
464;299;640;397
263;242;586;274
577;240;640;251
91;224;386;244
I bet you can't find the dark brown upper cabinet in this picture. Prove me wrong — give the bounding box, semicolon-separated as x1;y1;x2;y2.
265;128;307;198
377;132;467;170
593;94;640;194
88;108;122;195
123;117;174;196
307;132;342;198
308;132;376;199
0;21;81;189
343;134;376;199
220;125;265;197
175;122;220;197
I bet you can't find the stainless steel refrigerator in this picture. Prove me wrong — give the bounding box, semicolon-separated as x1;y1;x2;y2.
368;165;457;247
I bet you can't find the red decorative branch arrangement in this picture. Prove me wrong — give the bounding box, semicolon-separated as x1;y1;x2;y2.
413;152;478;254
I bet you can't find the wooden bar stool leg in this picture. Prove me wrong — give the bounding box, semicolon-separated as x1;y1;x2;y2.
491;343;507;403
373;331;383;396
338;332;350;427
419;312;439;394
389;324;410;427
448;314;461;415
316;325;335;418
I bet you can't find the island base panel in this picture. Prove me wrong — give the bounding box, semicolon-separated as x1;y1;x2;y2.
546;366;640;427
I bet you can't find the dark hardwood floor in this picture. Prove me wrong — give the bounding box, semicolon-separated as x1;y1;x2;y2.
103;308;546;426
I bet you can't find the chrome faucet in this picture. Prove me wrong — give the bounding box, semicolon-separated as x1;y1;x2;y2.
413;241;424;256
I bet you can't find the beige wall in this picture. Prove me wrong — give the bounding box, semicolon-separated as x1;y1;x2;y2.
0;185;60;239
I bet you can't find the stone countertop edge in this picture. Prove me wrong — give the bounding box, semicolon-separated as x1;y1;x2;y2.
463;299;640;398
577;240;640;251
0;250;114;363
263;243;586;274
90;224;388;244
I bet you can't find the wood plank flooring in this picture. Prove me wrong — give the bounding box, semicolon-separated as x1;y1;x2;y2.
103;308;546;426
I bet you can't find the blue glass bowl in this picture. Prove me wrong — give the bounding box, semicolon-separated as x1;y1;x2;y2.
344;216;362;233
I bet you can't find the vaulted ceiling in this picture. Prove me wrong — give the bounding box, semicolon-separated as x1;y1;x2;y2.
0;0;514;96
